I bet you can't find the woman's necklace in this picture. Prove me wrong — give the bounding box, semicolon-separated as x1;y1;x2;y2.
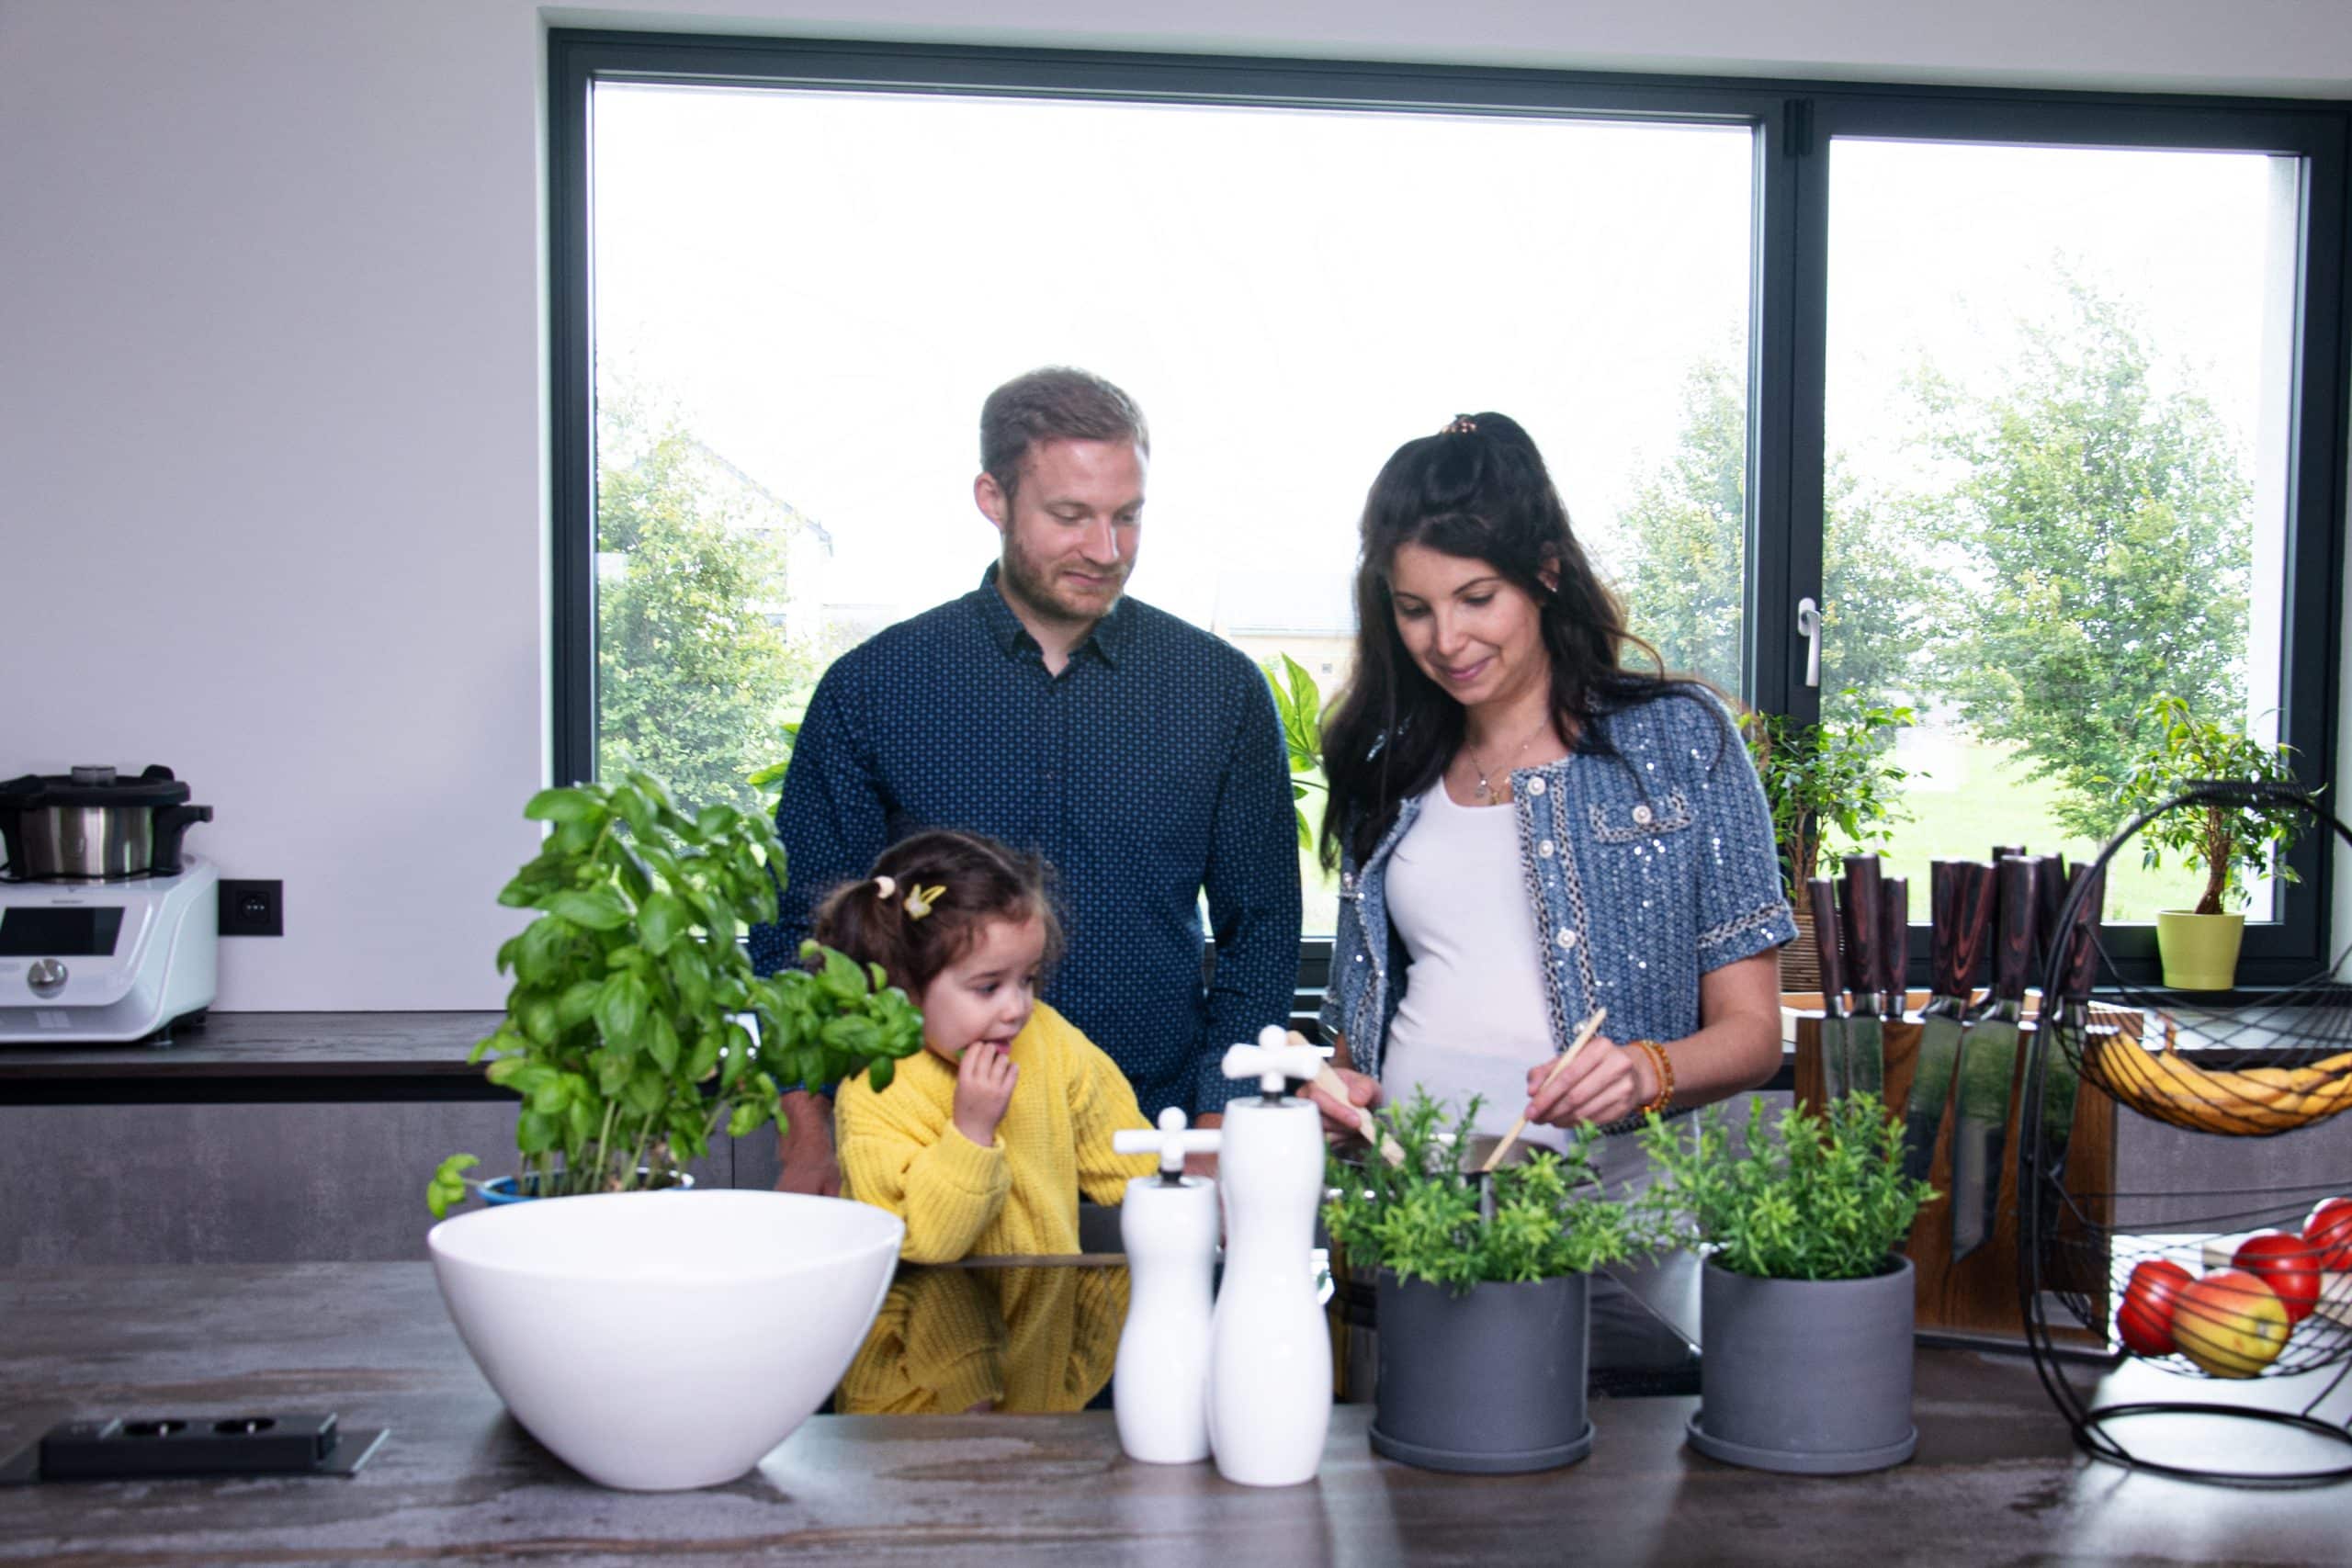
1464;717;1555;804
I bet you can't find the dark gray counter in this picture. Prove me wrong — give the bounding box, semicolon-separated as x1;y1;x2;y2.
5;1261;2350;1565
0;1011;507;1104
0;1015;759;1269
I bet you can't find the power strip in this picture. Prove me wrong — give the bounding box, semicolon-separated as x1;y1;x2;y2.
0;1414;386;1483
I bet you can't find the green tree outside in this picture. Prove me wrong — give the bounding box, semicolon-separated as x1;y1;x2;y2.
1611;357;1747;690
1613;356;1937;713
595;390;822;818
1608;285;2245;921
1917;282;2252;840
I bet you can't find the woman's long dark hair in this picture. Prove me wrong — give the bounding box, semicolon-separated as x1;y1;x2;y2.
1319;412;1714;869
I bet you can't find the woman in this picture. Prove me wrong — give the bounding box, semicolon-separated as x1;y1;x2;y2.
1309;412;1791;1163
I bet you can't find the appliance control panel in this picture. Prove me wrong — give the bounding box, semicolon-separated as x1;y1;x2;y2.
0;859;216;1040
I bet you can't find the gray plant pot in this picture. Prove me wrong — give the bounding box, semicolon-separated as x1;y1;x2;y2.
1688;1254;1917;1474
1369;1270;1593;1474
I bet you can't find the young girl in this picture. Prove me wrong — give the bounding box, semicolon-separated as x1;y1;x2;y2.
820;829;1157;1262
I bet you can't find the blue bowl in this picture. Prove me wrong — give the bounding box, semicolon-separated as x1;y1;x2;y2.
478;1172;695;1205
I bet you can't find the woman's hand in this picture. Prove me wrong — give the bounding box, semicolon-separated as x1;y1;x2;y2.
1524;1038;1657;1130
1303;1065;1382;1145
951;1043;1019;1148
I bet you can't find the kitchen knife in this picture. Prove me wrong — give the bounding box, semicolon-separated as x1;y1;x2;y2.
1839;856;1885;1102
1967;847;2026;1021
1899;860;1995;1188
2030;863;2106;1272
1860;874;1905;1098
2032;851;2070;997
1809;877;1850;1103
1951;854;2040;1262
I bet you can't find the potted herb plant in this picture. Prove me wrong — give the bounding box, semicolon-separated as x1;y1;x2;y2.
418;773;930;1491
1323;1088;1660;1474
426;773;925;1213
1637;1092;1936;1474
1741;692;1916;992
2113;694;2309;991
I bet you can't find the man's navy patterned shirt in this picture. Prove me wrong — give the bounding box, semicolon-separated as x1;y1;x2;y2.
748;566;1303;1117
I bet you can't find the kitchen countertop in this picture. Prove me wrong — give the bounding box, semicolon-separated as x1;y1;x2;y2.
5;1261;2349;1565
6;980;2337;1106
0;1012;1807;1107
0;1012;506;1103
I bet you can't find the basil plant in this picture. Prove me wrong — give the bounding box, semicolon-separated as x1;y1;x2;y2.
427;773;923;1217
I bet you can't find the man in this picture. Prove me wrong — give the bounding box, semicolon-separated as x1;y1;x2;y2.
750;367;1302;1195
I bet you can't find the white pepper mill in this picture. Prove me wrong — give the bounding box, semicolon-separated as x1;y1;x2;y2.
1203;1026;1332;1487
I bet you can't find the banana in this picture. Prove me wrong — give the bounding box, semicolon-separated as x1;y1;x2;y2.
2091;1038;2351;1133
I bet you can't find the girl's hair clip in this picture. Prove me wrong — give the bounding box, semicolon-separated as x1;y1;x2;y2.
903;883;946;921
1441;414;1478;436
872;874;899;901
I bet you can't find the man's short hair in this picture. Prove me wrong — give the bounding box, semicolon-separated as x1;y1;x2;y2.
979;367;1150;502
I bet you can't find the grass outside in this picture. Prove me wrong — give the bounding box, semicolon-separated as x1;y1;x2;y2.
1868;734;2212;925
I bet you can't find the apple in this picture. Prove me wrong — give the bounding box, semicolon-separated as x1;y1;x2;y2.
2304;1197;2352;1271
2117;1258;2195;1357
2233;1232;2326;1323
2172;1269;2292;1378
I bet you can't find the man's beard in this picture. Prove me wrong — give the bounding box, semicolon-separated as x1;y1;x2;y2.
1000;529;1128;629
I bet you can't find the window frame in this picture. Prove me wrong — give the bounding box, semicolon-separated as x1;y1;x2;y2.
548;28;2350;991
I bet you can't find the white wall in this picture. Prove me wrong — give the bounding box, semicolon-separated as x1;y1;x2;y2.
2;0;550;1009
4;0;2348;1010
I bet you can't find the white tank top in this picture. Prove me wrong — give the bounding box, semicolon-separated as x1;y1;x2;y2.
1379;777;1565;1151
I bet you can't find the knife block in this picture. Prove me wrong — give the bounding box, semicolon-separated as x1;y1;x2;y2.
1789;1006;2115;1350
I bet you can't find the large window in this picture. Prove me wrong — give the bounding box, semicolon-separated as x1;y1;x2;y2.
551;36;2347;981
1822;140;2301;925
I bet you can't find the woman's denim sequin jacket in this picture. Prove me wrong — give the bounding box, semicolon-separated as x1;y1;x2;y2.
1319;691;1795;1089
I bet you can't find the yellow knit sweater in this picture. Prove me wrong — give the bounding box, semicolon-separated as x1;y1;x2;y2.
835;1264;1131;1415
836;1002;1157;1262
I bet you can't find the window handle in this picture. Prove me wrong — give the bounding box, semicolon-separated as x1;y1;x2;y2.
1796;596;1823;689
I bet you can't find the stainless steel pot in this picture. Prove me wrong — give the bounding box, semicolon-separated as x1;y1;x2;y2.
0;765;212;882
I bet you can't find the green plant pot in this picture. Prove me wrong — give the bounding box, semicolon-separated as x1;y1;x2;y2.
2154;910;2245;991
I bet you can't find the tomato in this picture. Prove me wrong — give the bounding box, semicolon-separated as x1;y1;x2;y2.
2233;1232;2324;1323
2303;1198;2352;1271
2118;1258;2196;1358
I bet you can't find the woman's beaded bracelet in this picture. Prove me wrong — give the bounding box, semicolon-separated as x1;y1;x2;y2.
1630;1040;1675;1116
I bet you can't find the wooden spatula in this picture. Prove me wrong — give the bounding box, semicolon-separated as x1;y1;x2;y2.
1284;1030;1408;1167
1478;1008;1608;1174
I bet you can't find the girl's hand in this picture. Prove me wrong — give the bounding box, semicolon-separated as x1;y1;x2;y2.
1303;1066;1382;1145
952;1043;1019;1147
1525;1039;1655;1130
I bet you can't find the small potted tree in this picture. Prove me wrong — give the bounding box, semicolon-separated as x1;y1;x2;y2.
1742;693;1915;993
2114;694;2309;991
1323;1088;1660;1474
1637;1092;1936;1474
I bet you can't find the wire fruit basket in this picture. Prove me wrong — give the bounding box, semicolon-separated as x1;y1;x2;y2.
2019;784;2352;1486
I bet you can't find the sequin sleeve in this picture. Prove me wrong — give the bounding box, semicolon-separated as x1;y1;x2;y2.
1681;692;1797;970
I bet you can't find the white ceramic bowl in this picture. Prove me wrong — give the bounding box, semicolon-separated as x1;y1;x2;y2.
427;1189;904;1489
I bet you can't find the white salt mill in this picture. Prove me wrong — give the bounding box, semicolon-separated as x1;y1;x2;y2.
1109;1107;1222;1464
